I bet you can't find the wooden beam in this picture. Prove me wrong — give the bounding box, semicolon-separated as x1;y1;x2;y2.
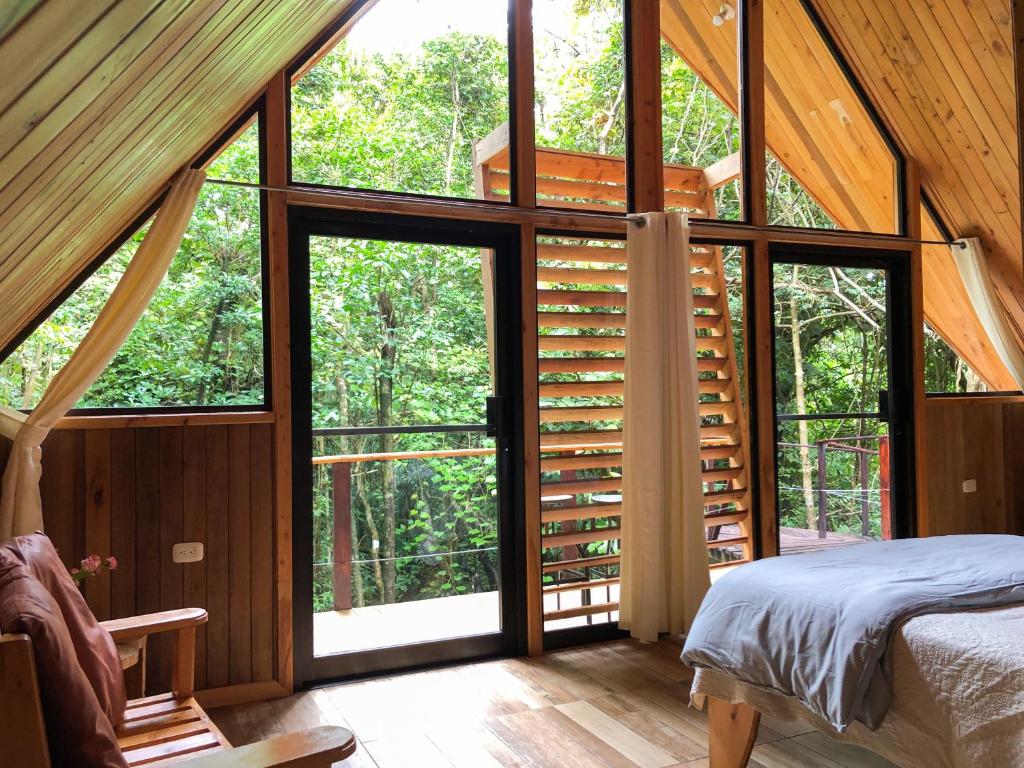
702;152;743;191
265;70;294;694
740;0;767;226
626;0;663;212
906;159;929;536
1015;0;1024;276
511;0;536;207
751;239;777;557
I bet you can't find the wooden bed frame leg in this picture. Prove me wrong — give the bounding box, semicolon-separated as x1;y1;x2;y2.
708;696;761;768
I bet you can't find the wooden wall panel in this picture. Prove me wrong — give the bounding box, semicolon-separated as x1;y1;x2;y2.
925;398;1023;536
0;423;277;696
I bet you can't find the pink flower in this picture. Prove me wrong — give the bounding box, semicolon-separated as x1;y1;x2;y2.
82;555;102;573
69;568;79;576
106;556;118;570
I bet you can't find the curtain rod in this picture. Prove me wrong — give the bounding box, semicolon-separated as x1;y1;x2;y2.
624;213;966;248
203;178;965;249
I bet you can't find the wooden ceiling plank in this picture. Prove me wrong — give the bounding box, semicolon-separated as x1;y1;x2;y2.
0;0;235;252
0;0;344;344
0;0;193;190
899;0;1018;198
0;0;113;114
0;0;279;257
835;0;1018;249
0;0;285;303
0;0;166;162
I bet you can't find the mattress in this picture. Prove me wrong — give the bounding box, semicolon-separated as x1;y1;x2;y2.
690;604;1024;768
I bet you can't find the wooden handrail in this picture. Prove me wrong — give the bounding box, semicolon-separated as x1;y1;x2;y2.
313;447;494;465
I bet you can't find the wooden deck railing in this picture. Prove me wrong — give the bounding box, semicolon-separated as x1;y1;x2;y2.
314;446;495;611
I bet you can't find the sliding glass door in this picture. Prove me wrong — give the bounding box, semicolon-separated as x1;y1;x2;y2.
769;246;916;555
290;210;525;684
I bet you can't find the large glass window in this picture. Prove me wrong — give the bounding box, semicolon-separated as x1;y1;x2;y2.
660;1;743;221
290;0;510;201
764;0;899;233
0;123;266;410
524;0;627;211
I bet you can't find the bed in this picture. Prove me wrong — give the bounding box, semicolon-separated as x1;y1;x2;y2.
681;535;1024;768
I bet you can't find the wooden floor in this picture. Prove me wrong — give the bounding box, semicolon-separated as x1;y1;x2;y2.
210;639;896;768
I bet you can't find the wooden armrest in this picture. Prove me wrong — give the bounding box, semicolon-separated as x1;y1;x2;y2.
100;608;208;643
179;726;356;768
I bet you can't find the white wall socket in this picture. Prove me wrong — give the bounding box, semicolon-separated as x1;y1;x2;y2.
962;479;977;494
172;542;204;563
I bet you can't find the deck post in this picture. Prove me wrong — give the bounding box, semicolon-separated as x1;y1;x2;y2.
859;448;870;536
817;441;827;538
879;436;892;540
332;462;353;611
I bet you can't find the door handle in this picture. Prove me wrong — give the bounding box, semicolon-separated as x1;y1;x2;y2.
485;396;503;438
878;390;890;422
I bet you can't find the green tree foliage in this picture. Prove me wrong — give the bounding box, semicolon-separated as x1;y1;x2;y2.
0;124;264;408
0;5;988;615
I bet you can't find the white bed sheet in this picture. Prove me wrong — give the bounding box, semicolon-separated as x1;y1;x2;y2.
690;604;1024;768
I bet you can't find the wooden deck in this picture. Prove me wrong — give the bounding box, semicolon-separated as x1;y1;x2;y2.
315;587;624;656
712;524;870;560
314;592;501;657
211;638;895;767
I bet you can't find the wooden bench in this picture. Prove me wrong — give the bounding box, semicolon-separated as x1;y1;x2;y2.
1;607;356;767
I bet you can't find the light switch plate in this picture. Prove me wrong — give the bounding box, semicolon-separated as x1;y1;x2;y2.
172;542;204;563
962;479;977;494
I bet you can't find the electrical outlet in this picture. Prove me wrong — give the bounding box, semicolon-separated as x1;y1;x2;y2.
172;542;204;563
962;479;977;494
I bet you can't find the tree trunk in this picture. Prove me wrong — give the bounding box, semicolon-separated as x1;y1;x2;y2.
376;289;399;604
20;344;45;409
789;267;816;530
196;296;228;406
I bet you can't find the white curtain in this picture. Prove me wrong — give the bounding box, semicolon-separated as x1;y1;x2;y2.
0;169;206;540
952;237;1024;390
618;212;710;642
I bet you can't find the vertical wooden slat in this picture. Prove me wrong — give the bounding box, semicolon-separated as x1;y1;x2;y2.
250;422;275;682
1013;0;1024;268
228;423;253;685
182;425;208;691
159;427;184;618
511;0;536;207
204;424;230;690
110;428;136;619
626;0;664;212
751;239;776;557
1004;403;1024;535
741;0;767;227
905;159;928;536
521;224;542;655
83;429;112;620
264;68;293;693
39;433;62;560
134;427;162;693
50;431;79;566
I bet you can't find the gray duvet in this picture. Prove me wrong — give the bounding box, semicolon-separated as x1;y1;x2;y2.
680;534;1024;731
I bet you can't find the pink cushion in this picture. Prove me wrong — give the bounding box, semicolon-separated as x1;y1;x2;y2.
0;533;127;727
0;560;127;767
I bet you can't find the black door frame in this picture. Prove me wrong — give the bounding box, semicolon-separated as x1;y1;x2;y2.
288;206;528;686
767;243;918;552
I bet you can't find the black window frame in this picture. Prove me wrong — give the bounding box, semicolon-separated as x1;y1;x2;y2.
0;100;274;416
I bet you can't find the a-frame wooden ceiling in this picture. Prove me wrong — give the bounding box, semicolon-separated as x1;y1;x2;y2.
663;0;1021;389
0;0;352;354
0;0;1020;388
